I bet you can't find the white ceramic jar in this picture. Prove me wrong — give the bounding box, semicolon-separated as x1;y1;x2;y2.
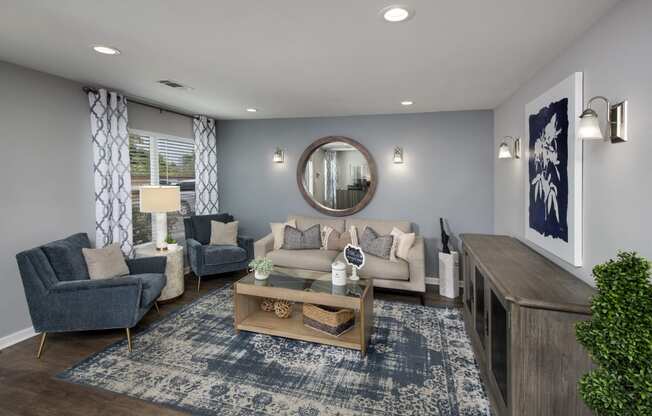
331;261;347;286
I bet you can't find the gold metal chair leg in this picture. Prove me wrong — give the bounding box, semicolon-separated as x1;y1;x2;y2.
197;275;201;292
125;328;132;352
154;301;160;313
36;332;47;359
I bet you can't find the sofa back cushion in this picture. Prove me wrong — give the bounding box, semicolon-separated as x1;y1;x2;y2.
345;218;411;236
191;213;234;245
288;215;345;234
42;233;92;281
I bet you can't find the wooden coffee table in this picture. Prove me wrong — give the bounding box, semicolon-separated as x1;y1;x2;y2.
234;269;374;355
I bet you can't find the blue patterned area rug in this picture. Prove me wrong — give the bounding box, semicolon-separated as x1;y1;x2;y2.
58;286;490;416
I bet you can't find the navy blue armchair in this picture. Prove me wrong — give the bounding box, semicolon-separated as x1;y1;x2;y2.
183;213;253;291
15;233;167;358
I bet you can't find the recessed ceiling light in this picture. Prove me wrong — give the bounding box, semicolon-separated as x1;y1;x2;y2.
401;100;414;106
381;5;413;23
92;45;121;55
246;108;258;113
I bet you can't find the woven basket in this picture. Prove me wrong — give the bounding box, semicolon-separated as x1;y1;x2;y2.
303;304;355;337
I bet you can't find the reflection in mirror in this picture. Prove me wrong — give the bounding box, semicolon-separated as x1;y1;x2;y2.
302;142;371;210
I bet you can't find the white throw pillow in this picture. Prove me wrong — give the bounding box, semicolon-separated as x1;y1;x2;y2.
390;227;416;261
321;225;334;250
210;220;239;246
82;243;130;280
349;225;359;246
270;219;297;250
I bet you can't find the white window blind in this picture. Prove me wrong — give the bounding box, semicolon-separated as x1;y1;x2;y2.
129;132;196;246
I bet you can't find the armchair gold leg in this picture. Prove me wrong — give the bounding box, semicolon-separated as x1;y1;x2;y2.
197;275;201;292
154;301;160;313
36;332;47;359
125;328;132;352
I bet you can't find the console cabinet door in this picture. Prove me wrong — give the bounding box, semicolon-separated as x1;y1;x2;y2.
488;282;510;415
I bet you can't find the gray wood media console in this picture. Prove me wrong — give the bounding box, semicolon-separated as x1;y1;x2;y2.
460;234;595;416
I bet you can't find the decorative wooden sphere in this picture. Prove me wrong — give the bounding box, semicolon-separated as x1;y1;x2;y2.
260;298;275;312
274;300;293;319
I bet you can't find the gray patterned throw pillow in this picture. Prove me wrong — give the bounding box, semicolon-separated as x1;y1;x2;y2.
359;226;394;259
282;224;322;250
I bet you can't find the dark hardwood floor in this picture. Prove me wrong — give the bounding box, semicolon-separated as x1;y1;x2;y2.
0;272;461;416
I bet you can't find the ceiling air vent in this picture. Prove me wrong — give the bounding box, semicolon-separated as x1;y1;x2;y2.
157;80;191;89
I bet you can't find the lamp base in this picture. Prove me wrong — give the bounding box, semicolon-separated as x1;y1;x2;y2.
153;212;168;251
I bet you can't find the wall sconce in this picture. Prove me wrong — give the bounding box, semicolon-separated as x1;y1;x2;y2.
498;136;521;159
578;96;628;143
393;147;404;164
273;147;284;163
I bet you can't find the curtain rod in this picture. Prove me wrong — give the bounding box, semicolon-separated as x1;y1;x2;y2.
83;86;200;120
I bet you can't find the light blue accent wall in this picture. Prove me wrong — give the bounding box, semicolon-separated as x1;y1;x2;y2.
217;110;494;276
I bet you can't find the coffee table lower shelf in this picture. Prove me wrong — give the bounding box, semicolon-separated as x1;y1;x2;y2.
236;309;362;351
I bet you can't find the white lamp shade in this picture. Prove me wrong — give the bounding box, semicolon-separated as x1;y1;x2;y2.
140;186;181;213
578;112;604;140
498;143;513;159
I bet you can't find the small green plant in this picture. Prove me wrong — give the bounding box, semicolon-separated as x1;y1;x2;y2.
575;251;652;416
249;258;274;275
165;234;177;244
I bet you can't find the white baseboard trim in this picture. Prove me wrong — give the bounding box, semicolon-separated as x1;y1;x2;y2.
0;326;36;351
425;276;465;290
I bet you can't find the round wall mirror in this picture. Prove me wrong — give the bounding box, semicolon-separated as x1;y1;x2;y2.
297;136;377;217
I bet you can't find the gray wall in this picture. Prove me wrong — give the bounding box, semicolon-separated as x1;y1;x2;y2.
0;61;94;339
128;101;193;139
494;0;652;286
217;111;495;276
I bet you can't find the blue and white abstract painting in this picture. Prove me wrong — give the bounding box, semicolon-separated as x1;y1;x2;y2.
524;72;583;267
528;98;569;242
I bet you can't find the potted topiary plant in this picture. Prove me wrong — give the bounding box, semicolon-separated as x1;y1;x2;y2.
249;258;274;280
165;234;178;251
575;251;652;416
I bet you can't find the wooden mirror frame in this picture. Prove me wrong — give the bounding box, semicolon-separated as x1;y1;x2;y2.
297;136;377;217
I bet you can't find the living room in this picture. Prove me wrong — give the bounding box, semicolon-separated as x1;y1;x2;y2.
0;1;650;415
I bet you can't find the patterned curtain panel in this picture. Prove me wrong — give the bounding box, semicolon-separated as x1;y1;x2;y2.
88;89;133;256
193;116;219;215
324;151;337;209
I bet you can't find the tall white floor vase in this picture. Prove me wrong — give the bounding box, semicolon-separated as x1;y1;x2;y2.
438;251;459;299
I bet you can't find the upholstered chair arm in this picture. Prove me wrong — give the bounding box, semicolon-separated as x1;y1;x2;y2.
42;277;143;331
237;236;255;261
407;236;426;293
126;256;167;275
186;238;205;275
254;233;275;258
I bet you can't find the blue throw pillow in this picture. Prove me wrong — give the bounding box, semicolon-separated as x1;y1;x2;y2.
42;233;92;281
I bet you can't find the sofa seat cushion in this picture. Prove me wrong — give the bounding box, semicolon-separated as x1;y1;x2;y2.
267;249;339;272
132;273;166;306
204;245;247;265
336;252;409;281
42;233;92;281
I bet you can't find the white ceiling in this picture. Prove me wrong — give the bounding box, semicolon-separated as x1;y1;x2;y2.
0;0;619;119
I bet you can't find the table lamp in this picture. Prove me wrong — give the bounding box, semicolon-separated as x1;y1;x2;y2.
140;185;181;250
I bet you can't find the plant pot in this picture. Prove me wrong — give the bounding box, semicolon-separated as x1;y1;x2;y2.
167;243;179;251
255;270;270;280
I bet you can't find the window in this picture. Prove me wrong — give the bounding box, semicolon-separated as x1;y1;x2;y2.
129;131;195;245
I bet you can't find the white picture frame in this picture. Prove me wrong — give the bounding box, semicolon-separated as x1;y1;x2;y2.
524;72;583;266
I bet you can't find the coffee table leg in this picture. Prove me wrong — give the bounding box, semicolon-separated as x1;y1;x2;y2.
360;285;374;356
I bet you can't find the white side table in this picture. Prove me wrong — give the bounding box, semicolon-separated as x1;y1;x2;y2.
135;243;185;302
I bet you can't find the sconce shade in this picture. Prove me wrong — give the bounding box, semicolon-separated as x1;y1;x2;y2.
498;142;513;159
578;108;604;141
273;148;284;163
393;147;404;164
140;186;181;213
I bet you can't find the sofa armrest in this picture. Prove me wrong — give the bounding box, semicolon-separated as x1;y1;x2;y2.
126;256;167;275
254;233;275;258
407;236;426;293
238;235;255;261
44;277;143;330
186;238;204;275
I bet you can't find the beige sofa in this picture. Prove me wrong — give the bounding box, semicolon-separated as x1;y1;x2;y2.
254;215;425;295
